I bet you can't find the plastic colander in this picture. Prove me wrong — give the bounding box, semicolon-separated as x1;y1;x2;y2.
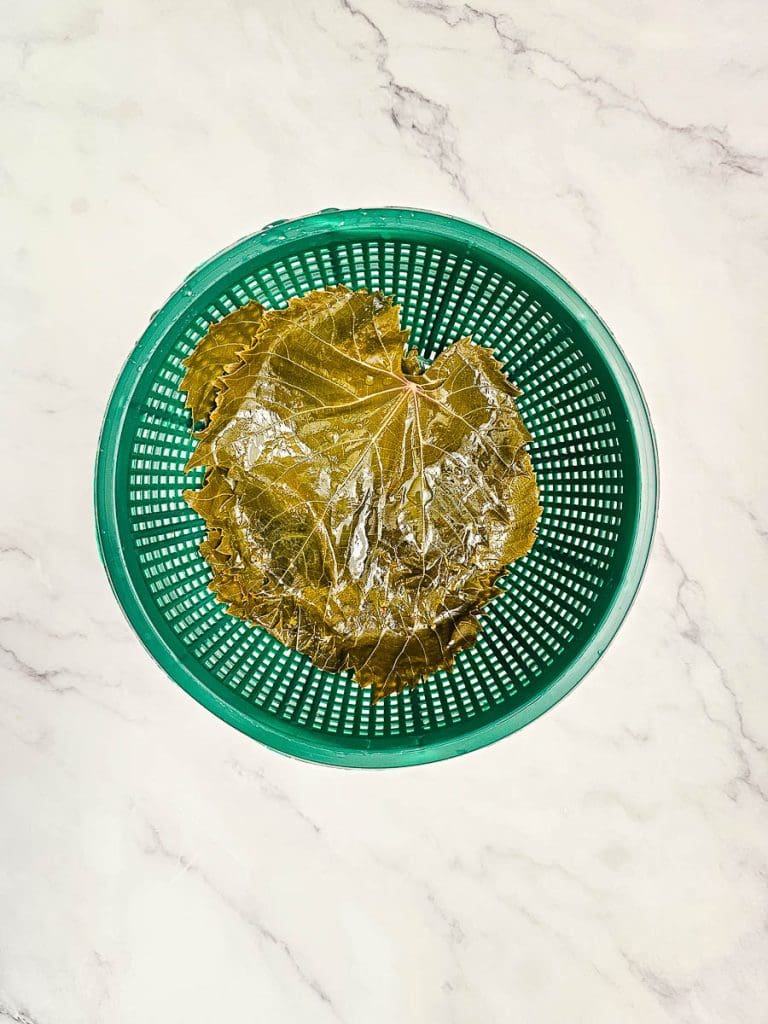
95;208;657;767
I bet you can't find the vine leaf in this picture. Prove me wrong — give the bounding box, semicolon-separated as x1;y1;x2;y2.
183;286;540;700
180;303;266;426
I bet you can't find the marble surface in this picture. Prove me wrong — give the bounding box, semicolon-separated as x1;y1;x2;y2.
2;0;767;1020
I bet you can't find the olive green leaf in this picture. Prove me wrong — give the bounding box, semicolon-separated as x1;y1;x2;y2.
180;302;266;425
183;286;539;700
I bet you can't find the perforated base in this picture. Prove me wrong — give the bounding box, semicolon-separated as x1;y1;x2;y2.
95;209;657;766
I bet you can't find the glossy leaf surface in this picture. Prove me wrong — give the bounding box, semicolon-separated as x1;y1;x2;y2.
183;287;539;699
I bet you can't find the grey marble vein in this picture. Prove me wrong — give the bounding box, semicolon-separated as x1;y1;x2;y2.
0;1003;43;1024
619;950;682;1005
0;632;143;726
731;498;768;544
401;0;766;179
0;613;87;642
480;841;606;901
658;534;768;801
144;821;343;1021
338;0;479;209
0;639;78;693
227;757;322;834
0;543;33;563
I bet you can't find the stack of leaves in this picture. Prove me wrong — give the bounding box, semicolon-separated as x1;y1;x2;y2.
181;287;539;700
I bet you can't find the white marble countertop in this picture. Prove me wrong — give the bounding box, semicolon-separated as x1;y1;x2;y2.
2;1;767;1021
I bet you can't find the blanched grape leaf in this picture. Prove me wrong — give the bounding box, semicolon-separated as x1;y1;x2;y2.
180;303;266;425
183;286;540;700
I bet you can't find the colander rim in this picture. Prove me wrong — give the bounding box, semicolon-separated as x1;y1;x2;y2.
94;207;659;768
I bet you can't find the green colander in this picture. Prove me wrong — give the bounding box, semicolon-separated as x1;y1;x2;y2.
95;208;657;768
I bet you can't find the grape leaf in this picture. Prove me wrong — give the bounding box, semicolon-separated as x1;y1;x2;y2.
183;286;540;700
180;303;266;425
